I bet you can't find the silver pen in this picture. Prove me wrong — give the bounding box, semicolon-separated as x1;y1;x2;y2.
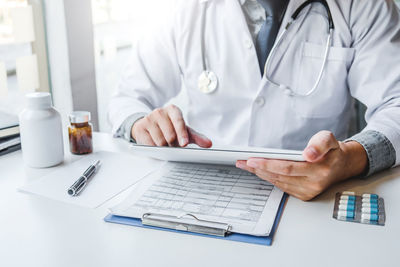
68;160;101;196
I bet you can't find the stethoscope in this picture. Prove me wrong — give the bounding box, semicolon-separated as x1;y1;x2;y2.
198;0;335;97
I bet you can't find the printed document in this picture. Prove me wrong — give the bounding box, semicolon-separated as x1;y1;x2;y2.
111;162;284;236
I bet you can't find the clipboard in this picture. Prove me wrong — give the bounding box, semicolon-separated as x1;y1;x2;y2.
104;194;288;246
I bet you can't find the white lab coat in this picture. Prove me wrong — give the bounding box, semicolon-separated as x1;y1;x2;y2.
108;0;400;166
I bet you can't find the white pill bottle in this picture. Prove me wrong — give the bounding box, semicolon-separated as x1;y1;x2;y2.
19;92;64;168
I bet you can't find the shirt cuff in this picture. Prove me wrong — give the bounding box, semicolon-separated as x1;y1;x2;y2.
347;130;396;176
113;112;147;142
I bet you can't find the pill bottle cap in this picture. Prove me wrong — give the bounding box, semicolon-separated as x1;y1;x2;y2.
69;111;91;124
26;92;52;109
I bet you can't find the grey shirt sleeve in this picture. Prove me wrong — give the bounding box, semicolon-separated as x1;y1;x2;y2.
347;130;396;176
113;112;147;142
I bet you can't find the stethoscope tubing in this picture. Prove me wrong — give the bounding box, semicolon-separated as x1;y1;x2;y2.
199;0;335;97
200;2;208;71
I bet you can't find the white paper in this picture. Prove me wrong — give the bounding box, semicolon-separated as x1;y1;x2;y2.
0;136;20;151
111;162;284;236
19;151;164;208
0;62;7;97
16;54;39;92
11;6;35;43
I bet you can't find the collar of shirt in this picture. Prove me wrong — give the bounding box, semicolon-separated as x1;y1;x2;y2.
241;0;289;20
240;0;266;42
239;0;256;5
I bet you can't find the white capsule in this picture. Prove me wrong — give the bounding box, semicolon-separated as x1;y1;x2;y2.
339;199;355;206
362;197;378;203
340;195;356;201
362;202;379;208
362;207;379;214
342;191;355;195
361;213;379;222
338;210;354;219
339;204;355;211
362;193;378;199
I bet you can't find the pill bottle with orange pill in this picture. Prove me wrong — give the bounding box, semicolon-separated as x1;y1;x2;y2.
68;111;93;155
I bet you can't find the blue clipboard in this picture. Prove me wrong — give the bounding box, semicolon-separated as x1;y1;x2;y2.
104;193;288;246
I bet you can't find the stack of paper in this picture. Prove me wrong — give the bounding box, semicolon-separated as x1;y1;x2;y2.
0;112;20;156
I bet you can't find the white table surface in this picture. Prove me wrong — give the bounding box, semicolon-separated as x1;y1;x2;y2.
1;132;398;267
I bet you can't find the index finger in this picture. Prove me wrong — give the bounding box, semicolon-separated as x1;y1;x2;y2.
246;158;313;177
167;105;189;147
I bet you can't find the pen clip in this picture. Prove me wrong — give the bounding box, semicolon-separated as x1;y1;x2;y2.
83;160;101;178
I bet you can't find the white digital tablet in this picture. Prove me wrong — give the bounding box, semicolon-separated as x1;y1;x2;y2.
130;144;305;165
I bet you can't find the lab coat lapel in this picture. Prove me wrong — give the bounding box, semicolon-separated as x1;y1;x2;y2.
267;0;311;76
225;0;263;79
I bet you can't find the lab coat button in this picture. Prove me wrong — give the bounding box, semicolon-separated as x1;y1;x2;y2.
244;39;253;49
255;96;265;107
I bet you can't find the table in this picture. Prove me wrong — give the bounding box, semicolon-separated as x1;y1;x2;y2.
0;132;398;267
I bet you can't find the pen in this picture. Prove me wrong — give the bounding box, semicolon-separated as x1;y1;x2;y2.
68;160;101;196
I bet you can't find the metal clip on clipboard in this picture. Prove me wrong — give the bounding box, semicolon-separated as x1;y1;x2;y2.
142;213;232;237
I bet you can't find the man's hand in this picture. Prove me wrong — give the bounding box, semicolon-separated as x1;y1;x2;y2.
132;104;212;148
236;131;368;201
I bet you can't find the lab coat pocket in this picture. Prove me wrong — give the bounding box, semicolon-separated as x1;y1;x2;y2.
293;42;355;119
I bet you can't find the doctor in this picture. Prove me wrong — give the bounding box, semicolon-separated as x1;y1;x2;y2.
108;0;400;200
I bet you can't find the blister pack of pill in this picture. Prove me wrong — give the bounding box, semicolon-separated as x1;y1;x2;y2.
333;191;385;226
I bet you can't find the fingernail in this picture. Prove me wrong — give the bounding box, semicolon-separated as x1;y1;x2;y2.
179;137;188;146
247;160;258;168
305;147;318;160
236;161;245;169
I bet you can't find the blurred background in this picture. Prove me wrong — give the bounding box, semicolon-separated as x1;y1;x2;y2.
0;0;400;132
0;0;174;132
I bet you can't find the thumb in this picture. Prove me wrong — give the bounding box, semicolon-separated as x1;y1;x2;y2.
303;130;339;162
188;127;212;148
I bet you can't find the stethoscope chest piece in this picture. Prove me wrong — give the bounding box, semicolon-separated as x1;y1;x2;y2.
198;70;218;94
